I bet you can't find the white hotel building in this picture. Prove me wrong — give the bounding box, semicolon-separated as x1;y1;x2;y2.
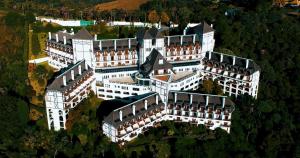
44;21;260;141
45;60;96;130
102;92;235;144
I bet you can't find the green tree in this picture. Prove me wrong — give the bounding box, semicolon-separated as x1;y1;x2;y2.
202;79;214;94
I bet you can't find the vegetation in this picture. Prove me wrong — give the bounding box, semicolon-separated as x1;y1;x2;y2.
199;79;223;95
94;0;149;11
0;0;300;157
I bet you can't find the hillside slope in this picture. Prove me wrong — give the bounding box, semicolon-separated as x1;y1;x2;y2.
94;0;148;11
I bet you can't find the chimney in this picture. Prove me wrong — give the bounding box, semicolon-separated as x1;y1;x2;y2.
190;94;193;105
205;95;209;107
63;36;66;45
144;100;148;110
63;75;67;86
85;61;88;70
167;36;170;46
174;92;177;103
99;40;102;51
209;52;212;60
132;105;136;115
55;34;59;42
94;34;97;40
114;40;117;51
156;95;159;104
193;34;196;44
71;70;74;80
119;110;123;121
180;35;183;45
210;24;213;28
222;97;226;108
128;39;131;49
183;28;187;35
246;59;249;69
233;56;236;65
70;28;74;35
78;65;82;75
220;54;223;62
48;32;51;40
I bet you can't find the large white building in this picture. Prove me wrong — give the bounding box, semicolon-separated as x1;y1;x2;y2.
44;21;260;140
102;92;235;144
45;60;96;131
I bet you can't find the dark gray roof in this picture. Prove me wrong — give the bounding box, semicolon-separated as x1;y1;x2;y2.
167;91;235;111
165;35;199;46
47;60;93;92
186;21;214;35
72;28;93;40
49;31;73;46
203;52;260;74
104;93;164;127
95;66;138;73
95;38;138;52
202;21;215;33
171;60;200;67
140;49;173;76
103;91;235;128
137;27;163;40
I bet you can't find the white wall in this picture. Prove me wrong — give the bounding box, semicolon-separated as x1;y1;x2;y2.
36;17;95;27
202;32;215;53
45;91;65;131
72;39;95;68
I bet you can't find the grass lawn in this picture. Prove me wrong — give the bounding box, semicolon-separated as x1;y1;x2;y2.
0;10;7;17
28;26;48;60
28;62;55;106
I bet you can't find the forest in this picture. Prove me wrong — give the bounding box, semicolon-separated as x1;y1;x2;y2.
0;0;300;157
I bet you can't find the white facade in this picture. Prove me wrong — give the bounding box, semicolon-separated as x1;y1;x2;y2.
72;39;95;68
36;16;96;27
45;23;259;101
102;92;235;144
44;22;260;133
201;32;215;53
45;60;96;131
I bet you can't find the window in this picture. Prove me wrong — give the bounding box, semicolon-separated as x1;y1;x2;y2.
152;39;156;46
159;59;163;65
133;88;139;91
60;122;64;128
115;91;121;94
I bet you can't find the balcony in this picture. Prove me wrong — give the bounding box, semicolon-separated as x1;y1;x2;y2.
118;127;126;137
204;121;214;127
222;122;230;127
191;119;197;124
175;117;182;122
64;104;71;109
129;132;137;138
207;107;213;114
223;115;230;121
80;91;86;96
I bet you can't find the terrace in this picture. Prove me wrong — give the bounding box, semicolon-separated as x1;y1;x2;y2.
202;58;254;82
47;40;73;54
